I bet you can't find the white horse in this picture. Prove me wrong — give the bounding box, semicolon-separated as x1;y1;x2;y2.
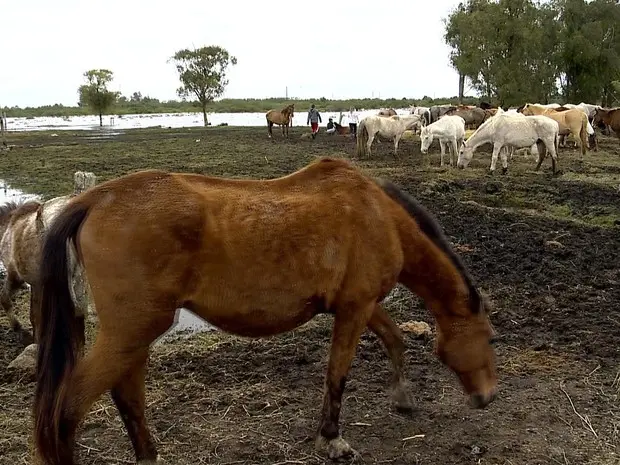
356;114;425;157
419;115;466;167
410;106;431;131
457;110;560;175
563;102;601;120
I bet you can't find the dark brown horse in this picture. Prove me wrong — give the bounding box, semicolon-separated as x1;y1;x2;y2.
333;121;350;135
33;158;498;465
592;107;620;142
266;104;295;138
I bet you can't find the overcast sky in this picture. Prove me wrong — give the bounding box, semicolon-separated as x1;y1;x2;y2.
1;0;464;107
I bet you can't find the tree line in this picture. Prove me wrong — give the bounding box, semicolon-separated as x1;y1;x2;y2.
444;0;620;108
76;45;237;126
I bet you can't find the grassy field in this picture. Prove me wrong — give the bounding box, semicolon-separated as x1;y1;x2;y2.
0;126;619;465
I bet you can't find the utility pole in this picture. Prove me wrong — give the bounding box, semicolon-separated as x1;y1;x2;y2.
286;86;288;99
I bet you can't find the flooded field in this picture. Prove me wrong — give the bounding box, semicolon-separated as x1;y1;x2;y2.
5;108;398;132
0;126;618;464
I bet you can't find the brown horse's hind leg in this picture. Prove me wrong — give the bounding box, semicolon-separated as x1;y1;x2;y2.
111;352;160;463
367;304;413;412
315;301;375;460
54;314;172;465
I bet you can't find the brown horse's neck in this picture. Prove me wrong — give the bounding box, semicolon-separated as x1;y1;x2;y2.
398;231;472;324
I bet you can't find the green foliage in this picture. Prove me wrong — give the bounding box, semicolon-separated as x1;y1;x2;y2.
444;0;620;106
77;69;119;126
169;46;238;126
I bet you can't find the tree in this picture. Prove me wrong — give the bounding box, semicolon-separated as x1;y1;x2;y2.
77;69;119;127
169;46;237;126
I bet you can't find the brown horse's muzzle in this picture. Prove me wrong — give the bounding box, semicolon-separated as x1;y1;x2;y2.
469;388;497;409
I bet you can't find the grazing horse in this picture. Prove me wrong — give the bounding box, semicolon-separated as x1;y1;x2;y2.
519;104;592;156
419;115;466;167
377;108;397;117
356;114;425;157
592;107;620;142
33;158;498;465
266;104;295;138
0;172;96;344
458;109;560;174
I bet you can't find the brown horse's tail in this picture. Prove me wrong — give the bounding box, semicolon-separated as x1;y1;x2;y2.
356;119;368;157
34;200;91;465
579;115;588;156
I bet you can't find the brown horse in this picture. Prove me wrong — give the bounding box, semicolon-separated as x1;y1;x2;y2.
33;158;498;465
592;107;620;141
266;104;295;138
333;121;350;135
519;103;591;156
378;108;397;117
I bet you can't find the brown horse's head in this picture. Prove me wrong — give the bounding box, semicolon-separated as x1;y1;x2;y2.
377;180;498;409
434;293;497;408
592;107;611;127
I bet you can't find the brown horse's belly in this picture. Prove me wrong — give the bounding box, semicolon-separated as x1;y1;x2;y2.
189;300;321;338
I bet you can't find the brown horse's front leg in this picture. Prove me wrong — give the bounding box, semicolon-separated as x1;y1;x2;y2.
367;304;413;412
315;301;374;460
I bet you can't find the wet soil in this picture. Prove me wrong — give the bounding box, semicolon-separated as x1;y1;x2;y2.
0;127;618;464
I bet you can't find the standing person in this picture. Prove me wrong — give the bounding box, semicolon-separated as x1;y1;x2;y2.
348;107;358;138
307;104;322;139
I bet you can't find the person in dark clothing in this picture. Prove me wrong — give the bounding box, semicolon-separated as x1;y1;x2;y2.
326;118;336;135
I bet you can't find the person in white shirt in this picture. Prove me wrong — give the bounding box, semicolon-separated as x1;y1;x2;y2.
348;107;358;137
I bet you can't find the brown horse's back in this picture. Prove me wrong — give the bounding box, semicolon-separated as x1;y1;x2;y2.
73;160;403;334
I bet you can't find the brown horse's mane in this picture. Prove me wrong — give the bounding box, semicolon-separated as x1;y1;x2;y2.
374;178;484;315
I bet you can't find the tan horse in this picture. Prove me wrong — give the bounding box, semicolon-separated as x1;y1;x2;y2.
33;158;498;465
519;103;590;155
592;107;620;142
0;200;42;342
0;171;96;343
266;104;295;138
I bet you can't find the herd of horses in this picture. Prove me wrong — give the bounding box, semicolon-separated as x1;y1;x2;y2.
0;98;618;465
264;102;619;171
263;99;618;175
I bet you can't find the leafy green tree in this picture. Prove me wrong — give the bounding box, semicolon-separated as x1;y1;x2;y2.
444;0;562;107
169;46;238;126
77;69;119;126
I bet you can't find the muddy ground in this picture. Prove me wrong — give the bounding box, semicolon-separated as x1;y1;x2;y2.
0;126;619;464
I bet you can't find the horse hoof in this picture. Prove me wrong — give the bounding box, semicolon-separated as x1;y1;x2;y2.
391;384;414;413
316;435;358;461
501;168;508;175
